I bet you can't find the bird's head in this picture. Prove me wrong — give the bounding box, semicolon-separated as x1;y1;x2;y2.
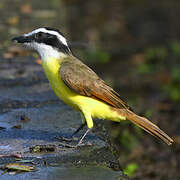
12;27;71;60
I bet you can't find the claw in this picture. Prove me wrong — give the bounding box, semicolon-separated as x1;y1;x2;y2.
58;141;92;148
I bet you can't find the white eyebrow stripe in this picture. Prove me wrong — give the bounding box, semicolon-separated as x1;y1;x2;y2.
24;28;68;46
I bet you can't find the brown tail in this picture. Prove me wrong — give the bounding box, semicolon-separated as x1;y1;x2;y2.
118;109;173;145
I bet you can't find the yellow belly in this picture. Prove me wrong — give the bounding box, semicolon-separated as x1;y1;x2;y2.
42;57;126;123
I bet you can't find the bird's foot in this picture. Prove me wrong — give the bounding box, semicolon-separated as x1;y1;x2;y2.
56;135;92;148
55;136;78;142
56;128;92;148
58;141;92;148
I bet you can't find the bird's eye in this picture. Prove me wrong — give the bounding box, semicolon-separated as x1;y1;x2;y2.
34;32;43;40
38;32;43;38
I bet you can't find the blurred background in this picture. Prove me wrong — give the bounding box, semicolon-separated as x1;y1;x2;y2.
0;0;180;179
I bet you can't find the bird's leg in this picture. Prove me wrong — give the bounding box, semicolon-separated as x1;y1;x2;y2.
57;111;93;147
69;113;87;139
77;128;91;145
56;114;86;142
76;111;93;146
57;123;86;142
58;128;92;148
72;123;86;137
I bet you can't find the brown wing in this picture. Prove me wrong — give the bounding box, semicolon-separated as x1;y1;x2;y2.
60;58;131;109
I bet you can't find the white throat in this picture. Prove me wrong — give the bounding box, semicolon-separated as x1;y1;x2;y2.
26;42;67;61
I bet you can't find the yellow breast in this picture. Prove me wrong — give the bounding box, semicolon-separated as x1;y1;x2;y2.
42;57;80;109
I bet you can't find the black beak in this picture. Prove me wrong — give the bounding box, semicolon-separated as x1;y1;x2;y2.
12;36;31;43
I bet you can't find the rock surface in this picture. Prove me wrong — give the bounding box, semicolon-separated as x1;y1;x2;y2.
0;57;129;179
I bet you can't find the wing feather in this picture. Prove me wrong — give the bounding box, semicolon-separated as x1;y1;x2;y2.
60;58;131;109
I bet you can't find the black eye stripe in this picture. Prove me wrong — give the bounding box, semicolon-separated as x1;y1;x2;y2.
33;32;71;54
34;32;53;41
35;32;48;39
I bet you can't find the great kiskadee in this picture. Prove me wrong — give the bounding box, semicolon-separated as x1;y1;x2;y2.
12;27;173;146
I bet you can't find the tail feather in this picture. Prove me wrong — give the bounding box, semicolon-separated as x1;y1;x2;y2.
119;109;173;145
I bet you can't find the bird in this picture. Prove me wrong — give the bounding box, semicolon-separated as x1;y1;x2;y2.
12;27;173;146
